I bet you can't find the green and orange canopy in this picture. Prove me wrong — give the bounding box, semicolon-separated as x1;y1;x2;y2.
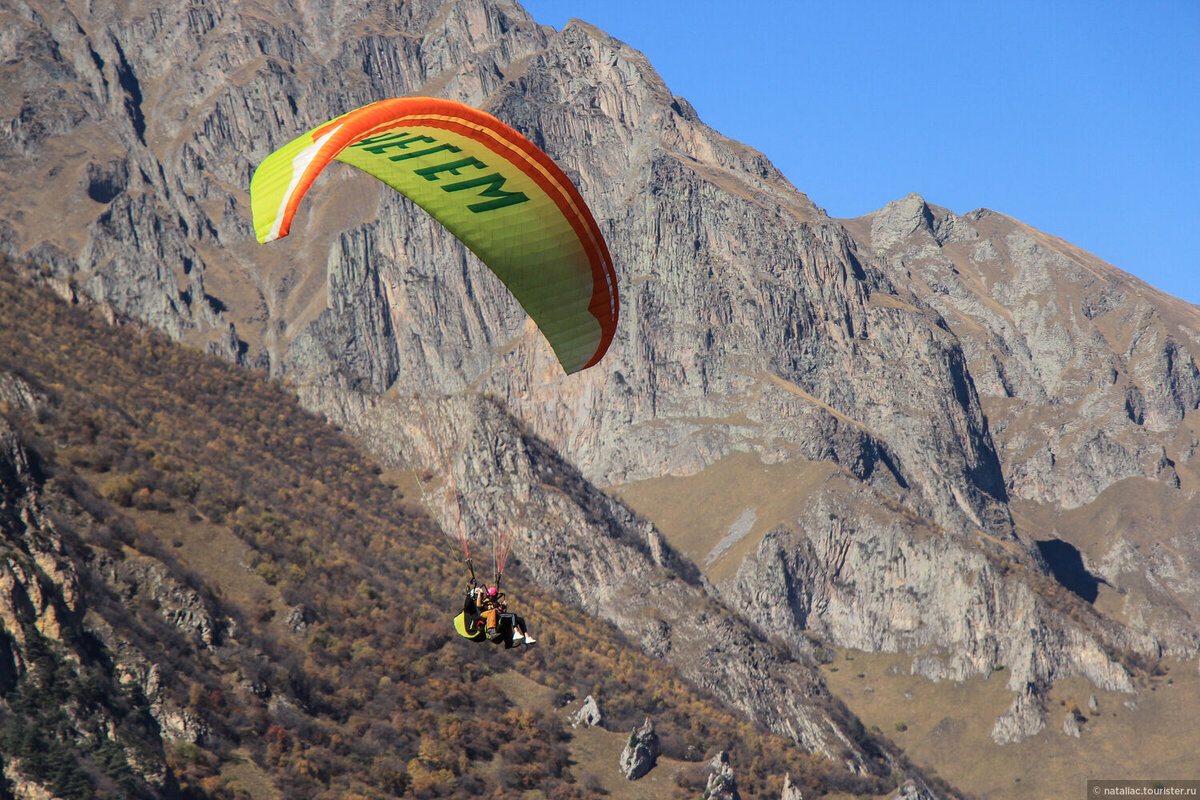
251;97;618;374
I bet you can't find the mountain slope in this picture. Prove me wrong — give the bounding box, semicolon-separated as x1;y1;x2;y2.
2;259;949;799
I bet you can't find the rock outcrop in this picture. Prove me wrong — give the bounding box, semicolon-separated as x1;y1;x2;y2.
991;683;1047;744
1063;709;1083;738
702;750;741;800
781;772;804;800
572;694;603;728
891;781;939;800
618;717;660;780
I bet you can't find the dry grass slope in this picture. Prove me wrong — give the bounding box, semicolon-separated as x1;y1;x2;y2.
821;647;1200;800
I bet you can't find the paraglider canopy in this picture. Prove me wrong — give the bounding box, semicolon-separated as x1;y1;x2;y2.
250;96;618;374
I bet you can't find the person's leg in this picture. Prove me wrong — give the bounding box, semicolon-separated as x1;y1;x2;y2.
482;607;500;639
515;614;535;645
498;613;516;648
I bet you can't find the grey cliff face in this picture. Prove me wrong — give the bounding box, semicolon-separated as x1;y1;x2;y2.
849;193;1200;510
473;25;1014;544
2;0;552;365
3;0;1017;541
842;194;1200;658
721;488;1135;695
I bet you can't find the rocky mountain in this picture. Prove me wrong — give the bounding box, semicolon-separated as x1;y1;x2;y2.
2;0;1198;796
842;194;1200;658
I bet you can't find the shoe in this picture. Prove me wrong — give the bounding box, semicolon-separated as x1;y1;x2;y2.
486;627;500;641
522;634;536;646
510;632;525;646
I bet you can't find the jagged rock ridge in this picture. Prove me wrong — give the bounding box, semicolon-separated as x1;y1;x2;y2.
841;194;1200;660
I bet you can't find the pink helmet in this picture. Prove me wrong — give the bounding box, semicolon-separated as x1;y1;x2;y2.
486;587;498;598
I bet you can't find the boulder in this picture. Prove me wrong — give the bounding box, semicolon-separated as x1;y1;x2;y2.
572;694;603;728
618;717;659;780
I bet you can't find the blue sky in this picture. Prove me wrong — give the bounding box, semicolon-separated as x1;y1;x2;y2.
518;0;1199;305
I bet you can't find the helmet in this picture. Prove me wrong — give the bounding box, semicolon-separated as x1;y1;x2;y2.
486;587;498;598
